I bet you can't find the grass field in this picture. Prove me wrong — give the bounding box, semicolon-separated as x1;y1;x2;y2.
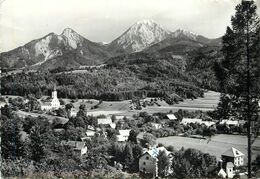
61;90;220;117
157;134;260;162
16;110;69;124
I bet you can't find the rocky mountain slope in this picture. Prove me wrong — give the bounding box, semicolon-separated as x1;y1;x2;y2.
0;20;222;70
0;28;112;69
107;19;171;54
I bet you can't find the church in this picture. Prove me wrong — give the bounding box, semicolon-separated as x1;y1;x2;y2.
41;89;61;110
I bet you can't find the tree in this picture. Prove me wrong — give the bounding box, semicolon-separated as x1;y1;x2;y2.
65;103;74;118
77;104;87;117
128;129;139;143
215;94;233;121
124;143;134;168
214;1;260;176
1;117;26;159
157;150;170;177
56;108;67;117
26;96;41;111
140;133;156;148
29;125;45;162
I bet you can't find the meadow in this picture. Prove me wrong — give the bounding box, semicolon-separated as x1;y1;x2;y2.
157;134;260;162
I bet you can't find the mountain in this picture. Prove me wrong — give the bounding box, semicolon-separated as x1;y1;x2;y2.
145;29;222;55
0;20;222;70
107;19;171;54
0;28;112;69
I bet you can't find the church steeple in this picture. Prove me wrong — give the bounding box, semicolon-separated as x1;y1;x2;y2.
52;84;58;99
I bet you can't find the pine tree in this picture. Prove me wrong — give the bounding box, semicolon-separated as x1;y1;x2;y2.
214;1;260;177
29;125;45;162
1;117;26;159
157;150;170;177
124;143;134;168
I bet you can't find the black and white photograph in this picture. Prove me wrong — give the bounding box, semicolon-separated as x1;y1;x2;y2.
0;0;260;178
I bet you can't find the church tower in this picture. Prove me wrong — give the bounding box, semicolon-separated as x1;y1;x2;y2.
52;85;58;99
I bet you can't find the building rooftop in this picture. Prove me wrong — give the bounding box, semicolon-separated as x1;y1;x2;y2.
181;118;215;127
97;117;112;125
142;146;172;159
222;147;244;158
166;114;177;120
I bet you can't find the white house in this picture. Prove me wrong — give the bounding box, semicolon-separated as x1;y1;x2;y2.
97;117;113;125
150;122;162;129
139;146;173;177
221;147;244;167
181;118;215;127
219;120;246;127
218;162;235;179
70;108;78;117
41;89;60;110
117;129;131;142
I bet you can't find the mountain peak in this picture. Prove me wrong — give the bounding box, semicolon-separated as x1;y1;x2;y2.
62;28;77;35
110;19;170;52
61;28;83;49
172;29;198;40
135;19;156;25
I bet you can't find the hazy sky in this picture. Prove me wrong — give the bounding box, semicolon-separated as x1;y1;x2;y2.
0;0;260;52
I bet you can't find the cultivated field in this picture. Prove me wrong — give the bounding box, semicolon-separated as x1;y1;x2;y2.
63;90;220;117
157;134;260;162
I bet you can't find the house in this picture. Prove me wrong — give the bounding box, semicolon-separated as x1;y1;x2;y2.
219;120;246;127
117;129;131;142
61;140;87;156
41;89;60;111
218;162;235;179
70;108;78;117
181;118;215;127
165;114;177;120
221;147;244;167
97;117;113;125
85;130;96;137
218;168;227;178
139;146;173;177
150;122;162;129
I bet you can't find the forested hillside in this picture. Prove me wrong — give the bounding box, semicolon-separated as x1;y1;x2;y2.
1;46;221;102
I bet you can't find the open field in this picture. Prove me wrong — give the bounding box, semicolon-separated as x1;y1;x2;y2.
16;110;69;124
157;134;260;162
61;90;220;117
3;91;220;117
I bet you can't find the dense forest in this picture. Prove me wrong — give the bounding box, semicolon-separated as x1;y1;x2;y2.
1;46;221;102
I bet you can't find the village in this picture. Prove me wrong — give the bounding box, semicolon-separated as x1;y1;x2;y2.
1;88;259;178
1;0;260;178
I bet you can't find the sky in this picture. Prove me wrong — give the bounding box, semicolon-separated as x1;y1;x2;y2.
0;0;260;52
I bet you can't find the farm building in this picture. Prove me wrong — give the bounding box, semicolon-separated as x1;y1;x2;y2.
117;129;131;142
139;146;173;177
219;120;245;127
221;147;244;167
181;118;215;127
218;161;235;179
97;117;113;125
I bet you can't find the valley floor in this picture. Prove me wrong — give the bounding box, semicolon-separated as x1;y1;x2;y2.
82;90;220;117
157;134;260;162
